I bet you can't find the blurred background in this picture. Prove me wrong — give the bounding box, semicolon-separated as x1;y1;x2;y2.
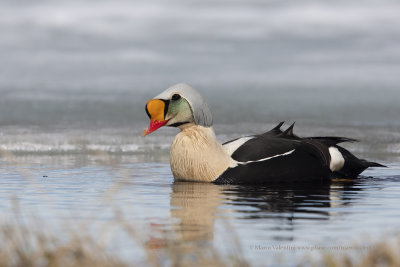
0;0;399;154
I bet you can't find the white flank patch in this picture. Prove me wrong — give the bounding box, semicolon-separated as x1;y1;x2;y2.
238;149;295;165
329;146;345;172
223;136;254;156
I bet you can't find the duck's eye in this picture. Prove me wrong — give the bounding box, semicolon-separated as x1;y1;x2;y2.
171;94;181;101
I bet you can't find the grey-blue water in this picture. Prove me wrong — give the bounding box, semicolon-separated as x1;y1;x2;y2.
1;0;400;265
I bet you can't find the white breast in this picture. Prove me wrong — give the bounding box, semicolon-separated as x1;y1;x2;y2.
170;125;236;182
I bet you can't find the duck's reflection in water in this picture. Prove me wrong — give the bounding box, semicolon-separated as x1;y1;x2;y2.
167;180;363;258
170;182;223;242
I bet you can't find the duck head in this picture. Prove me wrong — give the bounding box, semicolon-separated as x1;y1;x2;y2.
143;83;213;136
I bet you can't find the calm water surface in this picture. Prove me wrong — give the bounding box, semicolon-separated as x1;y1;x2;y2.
0;124;399;266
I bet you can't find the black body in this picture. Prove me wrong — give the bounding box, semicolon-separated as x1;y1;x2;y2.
214;122;385;185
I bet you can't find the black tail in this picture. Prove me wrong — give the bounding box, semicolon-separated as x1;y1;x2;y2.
335;147;386;178
361;160;387;168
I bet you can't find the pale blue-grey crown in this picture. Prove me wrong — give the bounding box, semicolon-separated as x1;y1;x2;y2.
154;83;213;127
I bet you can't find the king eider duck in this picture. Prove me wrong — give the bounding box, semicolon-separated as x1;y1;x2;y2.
142;83;385;184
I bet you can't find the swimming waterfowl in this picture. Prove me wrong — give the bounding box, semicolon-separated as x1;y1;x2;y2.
143;83;384;184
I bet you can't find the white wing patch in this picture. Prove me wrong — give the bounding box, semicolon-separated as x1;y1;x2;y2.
329;146;345;172
223;136;254;156
237;149;296;165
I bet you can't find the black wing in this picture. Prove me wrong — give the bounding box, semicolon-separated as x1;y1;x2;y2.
218;122;384;184
215;146;331;184
228;122;331;166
